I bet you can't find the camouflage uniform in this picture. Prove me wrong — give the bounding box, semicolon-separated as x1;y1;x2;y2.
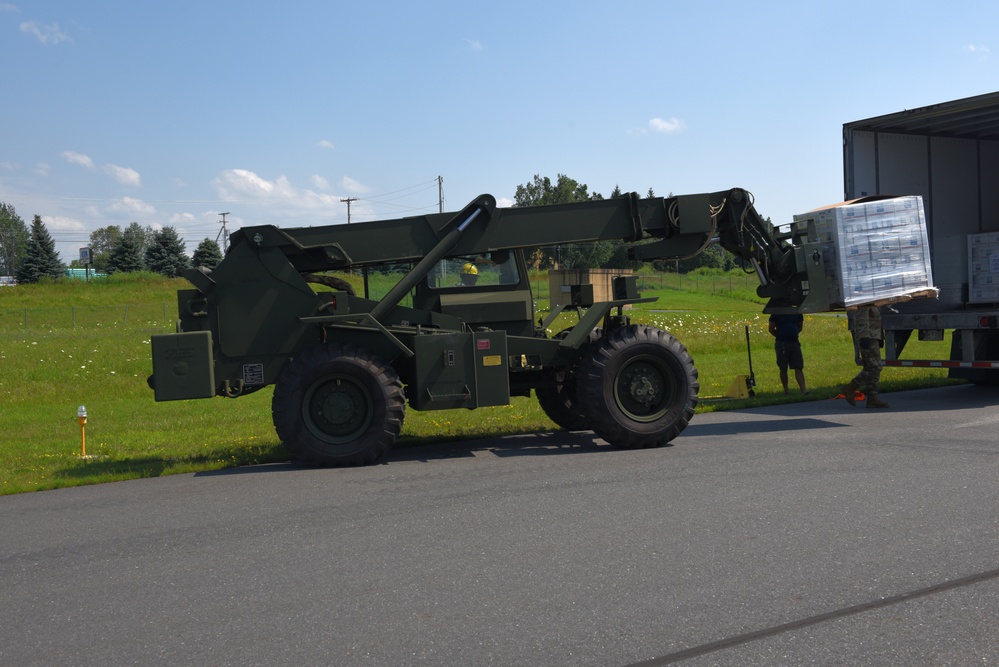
850;306;883;393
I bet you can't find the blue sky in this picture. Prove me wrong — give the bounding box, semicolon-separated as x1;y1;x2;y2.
2;1;997;262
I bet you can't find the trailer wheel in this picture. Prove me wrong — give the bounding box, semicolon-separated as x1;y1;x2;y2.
577;325;699;449
272;343;405;466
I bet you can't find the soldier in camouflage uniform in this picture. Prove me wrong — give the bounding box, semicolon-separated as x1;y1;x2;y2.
840;304;890;408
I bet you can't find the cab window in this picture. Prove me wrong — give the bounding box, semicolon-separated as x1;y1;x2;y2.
428;251;519;289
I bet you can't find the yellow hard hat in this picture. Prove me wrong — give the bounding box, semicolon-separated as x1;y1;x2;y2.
460;262;478;275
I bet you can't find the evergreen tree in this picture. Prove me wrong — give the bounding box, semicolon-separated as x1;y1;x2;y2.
191;238;223;270
0;202;30;277
106;232;146;274
15;216;64;283
145;227;190;277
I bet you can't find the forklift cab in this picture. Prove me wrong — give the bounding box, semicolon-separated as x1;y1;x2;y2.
414;249;535;337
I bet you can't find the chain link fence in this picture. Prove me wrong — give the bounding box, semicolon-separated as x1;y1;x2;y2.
0;303;176;333
532;271;757;303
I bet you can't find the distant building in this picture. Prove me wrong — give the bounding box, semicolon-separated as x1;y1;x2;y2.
65;268;108;280
0;276;15;286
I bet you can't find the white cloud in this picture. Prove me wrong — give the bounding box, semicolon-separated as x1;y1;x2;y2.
32;162;49;177
43;215;86;233
464;38;483;51
649;117;686;134
108;196;155;216
20;20;71;45
169;212;197;224
61;151;94;169
318;139;335;150
340;176;369;194
0;4;19;12
210;169;371;225
105;163;141;187
210;169;302;202
965;44;990;59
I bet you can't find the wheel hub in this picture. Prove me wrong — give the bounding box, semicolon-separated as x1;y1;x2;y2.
623;363;663;406
615;357;674;422
321;391;359;425
306;378;371;440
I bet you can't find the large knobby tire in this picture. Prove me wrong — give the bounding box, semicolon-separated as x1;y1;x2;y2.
272;343;405;466
536;368;589;431
535;327;602;431
577;324;699;449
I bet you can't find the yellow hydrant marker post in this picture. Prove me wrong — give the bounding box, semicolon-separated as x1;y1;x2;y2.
77;405;88;457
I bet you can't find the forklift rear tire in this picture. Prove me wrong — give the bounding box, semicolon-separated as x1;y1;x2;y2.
577;324;698;449
536;369;589;431
534;327;601;431
272;343;405;466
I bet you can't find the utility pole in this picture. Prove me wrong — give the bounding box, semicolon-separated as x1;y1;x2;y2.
340;197;358;224
438;175;444;213
216;212;231;251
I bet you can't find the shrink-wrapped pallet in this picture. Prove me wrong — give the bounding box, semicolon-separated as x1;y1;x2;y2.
793;195;935;307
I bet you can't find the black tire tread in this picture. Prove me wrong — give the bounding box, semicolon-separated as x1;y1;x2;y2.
577;324;698;449
272;342;405;466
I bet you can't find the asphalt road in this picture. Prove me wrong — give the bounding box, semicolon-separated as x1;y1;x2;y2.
2;385;998;666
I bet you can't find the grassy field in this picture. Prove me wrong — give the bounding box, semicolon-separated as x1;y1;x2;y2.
0;271;960;495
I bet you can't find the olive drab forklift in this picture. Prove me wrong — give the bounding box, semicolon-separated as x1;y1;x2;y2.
149;188;827;465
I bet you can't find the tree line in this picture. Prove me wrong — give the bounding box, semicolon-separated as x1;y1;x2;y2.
85;222;222;276
513;174;741;273
0;202;223;284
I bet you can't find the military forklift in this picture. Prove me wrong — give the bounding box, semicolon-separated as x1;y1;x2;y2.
149;188;826;465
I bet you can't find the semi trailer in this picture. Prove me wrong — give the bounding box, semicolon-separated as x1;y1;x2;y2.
843;91;999;383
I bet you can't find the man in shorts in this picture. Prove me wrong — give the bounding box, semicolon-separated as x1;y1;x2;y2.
768;312;808;395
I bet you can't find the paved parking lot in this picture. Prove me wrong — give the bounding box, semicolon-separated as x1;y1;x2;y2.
2;385;998;666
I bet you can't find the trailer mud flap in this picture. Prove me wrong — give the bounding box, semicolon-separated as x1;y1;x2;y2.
150;331;216;401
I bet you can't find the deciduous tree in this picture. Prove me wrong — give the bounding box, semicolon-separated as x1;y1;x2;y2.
513;174;611;270
89;225;122;272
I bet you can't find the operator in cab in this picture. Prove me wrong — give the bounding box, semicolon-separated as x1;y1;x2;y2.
459;262;479;286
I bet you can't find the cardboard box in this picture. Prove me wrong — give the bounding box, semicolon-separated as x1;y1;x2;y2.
794;195;935;308
968;231;999;304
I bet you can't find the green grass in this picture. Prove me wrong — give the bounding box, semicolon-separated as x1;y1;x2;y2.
0;271;960;495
